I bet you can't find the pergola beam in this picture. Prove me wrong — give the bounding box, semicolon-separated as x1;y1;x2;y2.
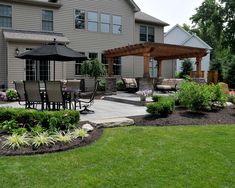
103;42;207;78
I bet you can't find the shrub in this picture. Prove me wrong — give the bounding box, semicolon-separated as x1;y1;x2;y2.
0;120;18;133
97;79;106;91
146;97;175;117
116;80;125;91
177;81;227;112
0;108;80;131
228;95;235;104
6;89;18;101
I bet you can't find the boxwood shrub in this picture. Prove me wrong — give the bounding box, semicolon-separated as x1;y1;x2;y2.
147;96;175;117
0;108;80;132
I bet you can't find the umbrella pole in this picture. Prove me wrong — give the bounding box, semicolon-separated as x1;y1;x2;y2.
54;60;55;80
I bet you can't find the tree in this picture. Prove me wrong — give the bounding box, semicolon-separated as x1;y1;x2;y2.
80;58;107;85
220;0;235;52
180;59;193;78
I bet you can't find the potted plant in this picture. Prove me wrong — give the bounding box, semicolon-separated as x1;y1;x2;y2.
136;89;152;101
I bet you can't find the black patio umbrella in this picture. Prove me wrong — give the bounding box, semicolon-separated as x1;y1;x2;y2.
16;39;87;80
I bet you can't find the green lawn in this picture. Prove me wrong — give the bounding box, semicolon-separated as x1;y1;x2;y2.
1;125;235;188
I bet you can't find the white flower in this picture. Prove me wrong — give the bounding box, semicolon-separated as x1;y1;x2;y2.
136;89;152;97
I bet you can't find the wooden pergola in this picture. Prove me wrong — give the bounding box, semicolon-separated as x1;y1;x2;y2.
103;42;208;78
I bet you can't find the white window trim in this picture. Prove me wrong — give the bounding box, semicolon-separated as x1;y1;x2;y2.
0;4;12;28
41;9;53;32
74;8;86;30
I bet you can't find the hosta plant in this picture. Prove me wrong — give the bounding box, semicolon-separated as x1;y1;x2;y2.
3;133;30;149
54;131;73;143
32;132;55;148
72;129;89;139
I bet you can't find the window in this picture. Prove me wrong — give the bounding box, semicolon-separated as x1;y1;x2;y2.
101;54;108;71
140;25;155;42
75;9;85;29
112;15;122;34
42;10;53;31
89;52;98;59
101;14;110;33
75;52;86;75
88;12;98;32
113;57;121;75
0;4;12;28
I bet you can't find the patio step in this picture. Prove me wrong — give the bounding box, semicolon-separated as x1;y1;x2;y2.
102;96;150;106
89;117;135;128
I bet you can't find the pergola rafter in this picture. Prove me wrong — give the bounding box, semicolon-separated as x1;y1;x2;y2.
104;42;207;78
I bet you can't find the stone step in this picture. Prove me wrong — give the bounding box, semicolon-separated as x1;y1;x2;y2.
89;117;135;128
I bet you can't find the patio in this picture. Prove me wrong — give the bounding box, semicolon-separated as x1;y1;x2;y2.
0;92;149;121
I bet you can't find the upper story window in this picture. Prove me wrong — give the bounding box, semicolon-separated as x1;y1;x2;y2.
75;9;85;29
42;10;53;31
101;14;110;33
88;12;98;32
0;4;12;28
140;25;155;42
112;15;122;34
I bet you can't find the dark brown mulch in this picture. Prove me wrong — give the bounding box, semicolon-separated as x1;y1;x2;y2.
0;128;103;156
130;105;235;126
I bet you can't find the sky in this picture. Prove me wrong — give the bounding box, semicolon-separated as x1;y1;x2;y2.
134;0;204;31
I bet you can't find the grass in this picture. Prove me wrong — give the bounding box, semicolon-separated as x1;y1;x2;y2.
0;125;235;187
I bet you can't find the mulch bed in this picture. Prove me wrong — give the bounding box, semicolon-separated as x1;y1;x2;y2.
1;105;235;156
0;128;103;156
131;105;235;126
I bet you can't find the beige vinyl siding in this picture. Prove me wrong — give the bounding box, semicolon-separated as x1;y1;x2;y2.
54;0;136;79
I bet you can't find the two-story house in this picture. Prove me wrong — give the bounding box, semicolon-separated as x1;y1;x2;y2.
0;0;168;90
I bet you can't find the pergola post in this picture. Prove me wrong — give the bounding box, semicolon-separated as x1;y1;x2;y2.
143;53;150;78
157;60;162;79
196;56;202;78
107;57;113;77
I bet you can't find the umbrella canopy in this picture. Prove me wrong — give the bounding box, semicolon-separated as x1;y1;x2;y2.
16;39;87;80
17;39;87;61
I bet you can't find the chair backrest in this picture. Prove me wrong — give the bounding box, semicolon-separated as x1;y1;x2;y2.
66;80;81;91
122;78;138;88
88;80;99;103
45;81;64;103
24;81;42;102
14;81;25;101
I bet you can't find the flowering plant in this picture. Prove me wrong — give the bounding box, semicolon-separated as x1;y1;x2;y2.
136;89;152;97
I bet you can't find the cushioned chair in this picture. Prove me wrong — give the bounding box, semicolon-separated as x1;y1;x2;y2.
122;78;138;92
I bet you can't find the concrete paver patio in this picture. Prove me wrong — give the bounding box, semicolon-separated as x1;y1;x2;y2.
0;99;147;121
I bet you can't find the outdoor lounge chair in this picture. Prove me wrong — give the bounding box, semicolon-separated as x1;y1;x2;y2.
24;80;44;110
14;81;26;106
45;81;66;110
75;80;99;113
122;78;138;92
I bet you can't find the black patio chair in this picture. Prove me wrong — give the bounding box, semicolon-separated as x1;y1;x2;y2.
14;81;26;106
75;80;99;113
45;81;66;110
24;80;45;110
65;80;81;109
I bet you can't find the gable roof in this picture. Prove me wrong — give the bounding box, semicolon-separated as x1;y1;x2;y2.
135;12;169;26
164;24;212;50
127;0;141;12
